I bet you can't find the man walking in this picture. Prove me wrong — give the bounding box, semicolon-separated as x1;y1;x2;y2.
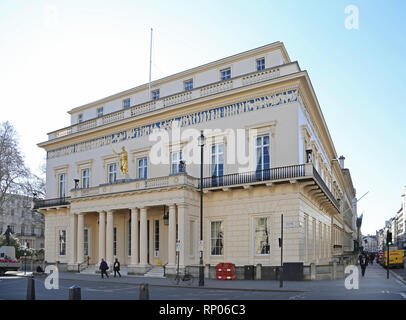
99;259;109;279
113;258;121;278
360;254;368;277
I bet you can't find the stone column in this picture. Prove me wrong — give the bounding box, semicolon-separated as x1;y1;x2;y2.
168;204;176;267
98;211;106;262
177;203;186;268
130;208;139;265
106;210;114;267
139;207;148;267
69;214;77;266
77;213;84;265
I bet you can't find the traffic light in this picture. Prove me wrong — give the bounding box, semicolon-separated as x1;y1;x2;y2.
386;232;393;246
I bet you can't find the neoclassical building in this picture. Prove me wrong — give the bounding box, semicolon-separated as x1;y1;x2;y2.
1;194;45;251
35;42;357;276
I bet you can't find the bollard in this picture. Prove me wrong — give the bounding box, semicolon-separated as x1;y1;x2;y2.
139;283;149;300
69;285;81;300
26;276;35;300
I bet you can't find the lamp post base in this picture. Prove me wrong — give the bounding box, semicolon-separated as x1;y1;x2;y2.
199;257;204;286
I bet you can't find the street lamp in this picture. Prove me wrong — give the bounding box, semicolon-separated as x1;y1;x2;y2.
198;130;206;287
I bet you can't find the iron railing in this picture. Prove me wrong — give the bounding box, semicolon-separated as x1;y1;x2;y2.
199;164;306;188
33;197;71;209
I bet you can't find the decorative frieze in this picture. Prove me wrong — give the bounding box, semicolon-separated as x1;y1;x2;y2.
47;89;299;159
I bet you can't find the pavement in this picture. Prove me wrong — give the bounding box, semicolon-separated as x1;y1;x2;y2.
1;263;406;300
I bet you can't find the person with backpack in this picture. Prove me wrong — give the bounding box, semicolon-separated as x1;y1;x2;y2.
99;258;109;278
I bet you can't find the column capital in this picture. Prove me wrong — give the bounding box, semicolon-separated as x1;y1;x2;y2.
168;204;177;210
107;209;114;215
130;207;140;213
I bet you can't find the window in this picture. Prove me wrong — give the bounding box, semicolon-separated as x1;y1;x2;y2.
255;135;270;180
152;89;160;101
108;163;117;184
184;79;193;91
254;217;270;255
10;209;14;216
97;107;104;118
82;168;90;189
319;222;322;258
21;224;25;236
59;230;66;256
256;58;265;71
312;218;316;258
210;221;224;256
138;158;148;179
123;98;131;109
189;220;195;257
220;68;231;81
154;220;159;252
211;144;224;186
113;227;117;256
58;173;66;198
304;215;308;260
171;151;183;174
84;228;89;256
78;114;83;123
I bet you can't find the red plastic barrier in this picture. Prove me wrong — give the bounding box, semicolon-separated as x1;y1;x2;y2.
216;262;235;280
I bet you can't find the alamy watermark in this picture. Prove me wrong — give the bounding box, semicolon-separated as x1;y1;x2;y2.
344;265;359;289
44;265;59;290
345;5;359;30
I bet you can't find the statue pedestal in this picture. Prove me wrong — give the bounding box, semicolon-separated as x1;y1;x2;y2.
0;246;16;261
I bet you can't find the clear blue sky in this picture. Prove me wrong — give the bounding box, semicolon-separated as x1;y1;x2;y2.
0;0;405;235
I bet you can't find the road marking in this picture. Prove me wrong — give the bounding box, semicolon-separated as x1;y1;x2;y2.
395;279;406;288
400;293;406;299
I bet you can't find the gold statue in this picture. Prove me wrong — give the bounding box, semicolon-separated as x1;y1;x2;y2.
112;146;128;175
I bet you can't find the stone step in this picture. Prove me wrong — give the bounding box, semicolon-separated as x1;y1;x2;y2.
143;267;165;278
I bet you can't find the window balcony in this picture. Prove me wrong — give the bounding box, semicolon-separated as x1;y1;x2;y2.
32;197;71;210
200;163;340;211
34;163;339;213
46;62;299;141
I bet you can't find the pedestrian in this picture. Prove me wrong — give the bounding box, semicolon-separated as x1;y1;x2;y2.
360;254;368;277
113;258;121;278
99;258;109;279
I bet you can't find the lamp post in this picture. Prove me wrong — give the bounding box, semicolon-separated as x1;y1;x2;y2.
198;130;206;287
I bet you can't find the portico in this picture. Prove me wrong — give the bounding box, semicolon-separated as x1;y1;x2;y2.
68;200;197;275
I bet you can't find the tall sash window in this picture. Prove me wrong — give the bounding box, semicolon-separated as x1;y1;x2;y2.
255;135;270;180
58;174;66;198
211;144;224;186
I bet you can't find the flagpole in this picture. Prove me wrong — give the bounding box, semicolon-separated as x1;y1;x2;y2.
149;28;153;101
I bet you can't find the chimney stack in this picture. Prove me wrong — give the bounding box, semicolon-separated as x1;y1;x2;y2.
339;156;345;169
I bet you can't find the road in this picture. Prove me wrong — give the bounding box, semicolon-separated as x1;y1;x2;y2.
0;264;405;300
